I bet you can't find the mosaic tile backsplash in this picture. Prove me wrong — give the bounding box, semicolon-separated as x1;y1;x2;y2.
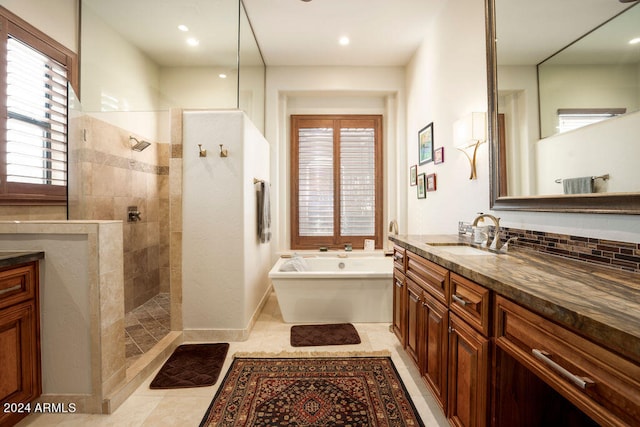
501;227;640;273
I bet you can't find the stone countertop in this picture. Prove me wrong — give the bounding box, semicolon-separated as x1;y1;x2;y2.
0;251;44;269
389;234;640;365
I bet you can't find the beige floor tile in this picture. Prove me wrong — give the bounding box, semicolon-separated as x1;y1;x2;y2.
19;292;449;426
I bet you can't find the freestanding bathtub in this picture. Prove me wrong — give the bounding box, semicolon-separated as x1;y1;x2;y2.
268;253;393;323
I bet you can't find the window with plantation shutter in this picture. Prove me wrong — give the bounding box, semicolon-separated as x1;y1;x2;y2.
291;115;383;250
0;7;77;204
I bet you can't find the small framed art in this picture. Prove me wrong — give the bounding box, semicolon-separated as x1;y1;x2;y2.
417;173;426;199
434;147;444;164
410;165;417;186
418;122;434;165
426;173;437;192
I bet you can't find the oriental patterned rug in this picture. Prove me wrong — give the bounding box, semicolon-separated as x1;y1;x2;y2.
199;355;424;426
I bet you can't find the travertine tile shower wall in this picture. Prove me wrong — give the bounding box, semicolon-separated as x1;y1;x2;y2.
69;115;170;312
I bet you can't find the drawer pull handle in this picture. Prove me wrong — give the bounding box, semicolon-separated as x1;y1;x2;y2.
0;284;22;295
395;280;403;288
394;254;403;261
409;294;419;303
452;294;469;307
532;349;595;390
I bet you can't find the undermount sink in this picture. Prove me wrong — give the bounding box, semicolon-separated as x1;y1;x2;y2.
427;243;496;256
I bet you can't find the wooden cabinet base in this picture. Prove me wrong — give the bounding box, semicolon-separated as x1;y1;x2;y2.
0;261;41;427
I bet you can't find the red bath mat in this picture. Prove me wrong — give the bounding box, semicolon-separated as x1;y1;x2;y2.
150;343;229;389
290;323;361;347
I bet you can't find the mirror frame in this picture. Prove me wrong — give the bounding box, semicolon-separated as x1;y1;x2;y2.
485;0;640;215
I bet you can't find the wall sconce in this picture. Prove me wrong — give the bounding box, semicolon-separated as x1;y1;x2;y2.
454;112;486;180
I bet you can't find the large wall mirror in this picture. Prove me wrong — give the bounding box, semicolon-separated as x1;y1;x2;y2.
486;0;640;214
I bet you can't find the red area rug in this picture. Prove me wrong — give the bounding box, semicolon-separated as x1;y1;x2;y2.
199;356;424;426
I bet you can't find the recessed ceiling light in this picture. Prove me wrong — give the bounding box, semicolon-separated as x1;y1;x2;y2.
339;36;350;46
629;37;640;45
178;24;189;32
186;37;200;46
219;73;227;79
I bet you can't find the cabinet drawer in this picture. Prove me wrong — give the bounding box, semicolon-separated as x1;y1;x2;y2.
406;252;449;305
393;245;406;271
449;273;491;337
495;295;640;427
0;263;37;310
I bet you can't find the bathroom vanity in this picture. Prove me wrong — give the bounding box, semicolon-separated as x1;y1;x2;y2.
390;235;640;427
0;251;44;426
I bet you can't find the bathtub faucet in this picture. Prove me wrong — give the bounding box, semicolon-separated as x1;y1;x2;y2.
388;220;398;235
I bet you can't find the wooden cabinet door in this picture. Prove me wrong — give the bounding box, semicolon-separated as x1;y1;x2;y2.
419;291;449;412
0;299;41;426
392;268;406;346
406;279;422;366
448;313;489;427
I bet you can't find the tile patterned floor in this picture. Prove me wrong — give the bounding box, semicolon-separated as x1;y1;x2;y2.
18;292;449;427
125;293;171;369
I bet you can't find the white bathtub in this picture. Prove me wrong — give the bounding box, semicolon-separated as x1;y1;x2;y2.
268;254;393;323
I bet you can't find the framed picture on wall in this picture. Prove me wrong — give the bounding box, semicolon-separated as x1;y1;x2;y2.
417;173;426;199
418;122;434;165
410;165;417;186
426;173;437;192
434;147;444;164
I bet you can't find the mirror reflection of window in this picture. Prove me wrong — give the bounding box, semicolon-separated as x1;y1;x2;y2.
556;108;626;134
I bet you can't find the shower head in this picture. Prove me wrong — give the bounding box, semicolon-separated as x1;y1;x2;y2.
129;136;151;152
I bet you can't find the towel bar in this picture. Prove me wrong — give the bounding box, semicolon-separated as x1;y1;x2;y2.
555;174;609;184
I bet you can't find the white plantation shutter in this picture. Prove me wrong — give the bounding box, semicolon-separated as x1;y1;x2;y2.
298;127;334;236
292;115;382;249
6;37;68;187
340;127;375;236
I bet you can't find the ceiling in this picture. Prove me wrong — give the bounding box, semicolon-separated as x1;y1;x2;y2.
82;0;440;67
241;0;440;66
495;0;637;65
82;0;640;68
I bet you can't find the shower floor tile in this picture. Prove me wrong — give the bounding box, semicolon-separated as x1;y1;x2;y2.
125;293;171;368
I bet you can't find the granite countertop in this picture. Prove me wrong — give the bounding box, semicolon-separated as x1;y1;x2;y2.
389;234;640;365
0;251;44;269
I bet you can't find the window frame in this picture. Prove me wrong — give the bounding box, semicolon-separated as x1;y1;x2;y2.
290;114;383;250
0;6;78;205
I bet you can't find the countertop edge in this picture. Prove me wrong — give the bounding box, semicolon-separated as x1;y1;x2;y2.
389;234;640;365
0;251;45;269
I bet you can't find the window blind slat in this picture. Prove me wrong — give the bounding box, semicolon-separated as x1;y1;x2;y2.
6;36;68;187
340;127;375;236
298;127;334;236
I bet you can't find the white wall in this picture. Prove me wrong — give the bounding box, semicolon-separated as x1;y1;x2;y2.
0;0;78;52
405;0;640;244
265;66;406;253
539;64;639;138
536;110;640;195
405;0;489;234
497;65;539;196
182;111;271;336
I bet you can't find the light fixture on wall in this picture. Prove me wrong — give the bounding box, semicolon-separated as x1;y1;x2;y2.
453;112;486;180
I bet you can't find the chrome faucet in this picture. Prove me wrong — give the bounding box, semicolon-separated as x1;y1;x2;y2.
388;220;398;235
472;214;501;251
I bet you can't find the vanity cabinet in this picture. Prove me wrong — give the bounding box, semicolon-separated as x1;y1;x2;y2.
0;261;42;427
392;246;406;345
494;295;640;427
395;252;492;426
447;273;491;427
419;289;449;411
